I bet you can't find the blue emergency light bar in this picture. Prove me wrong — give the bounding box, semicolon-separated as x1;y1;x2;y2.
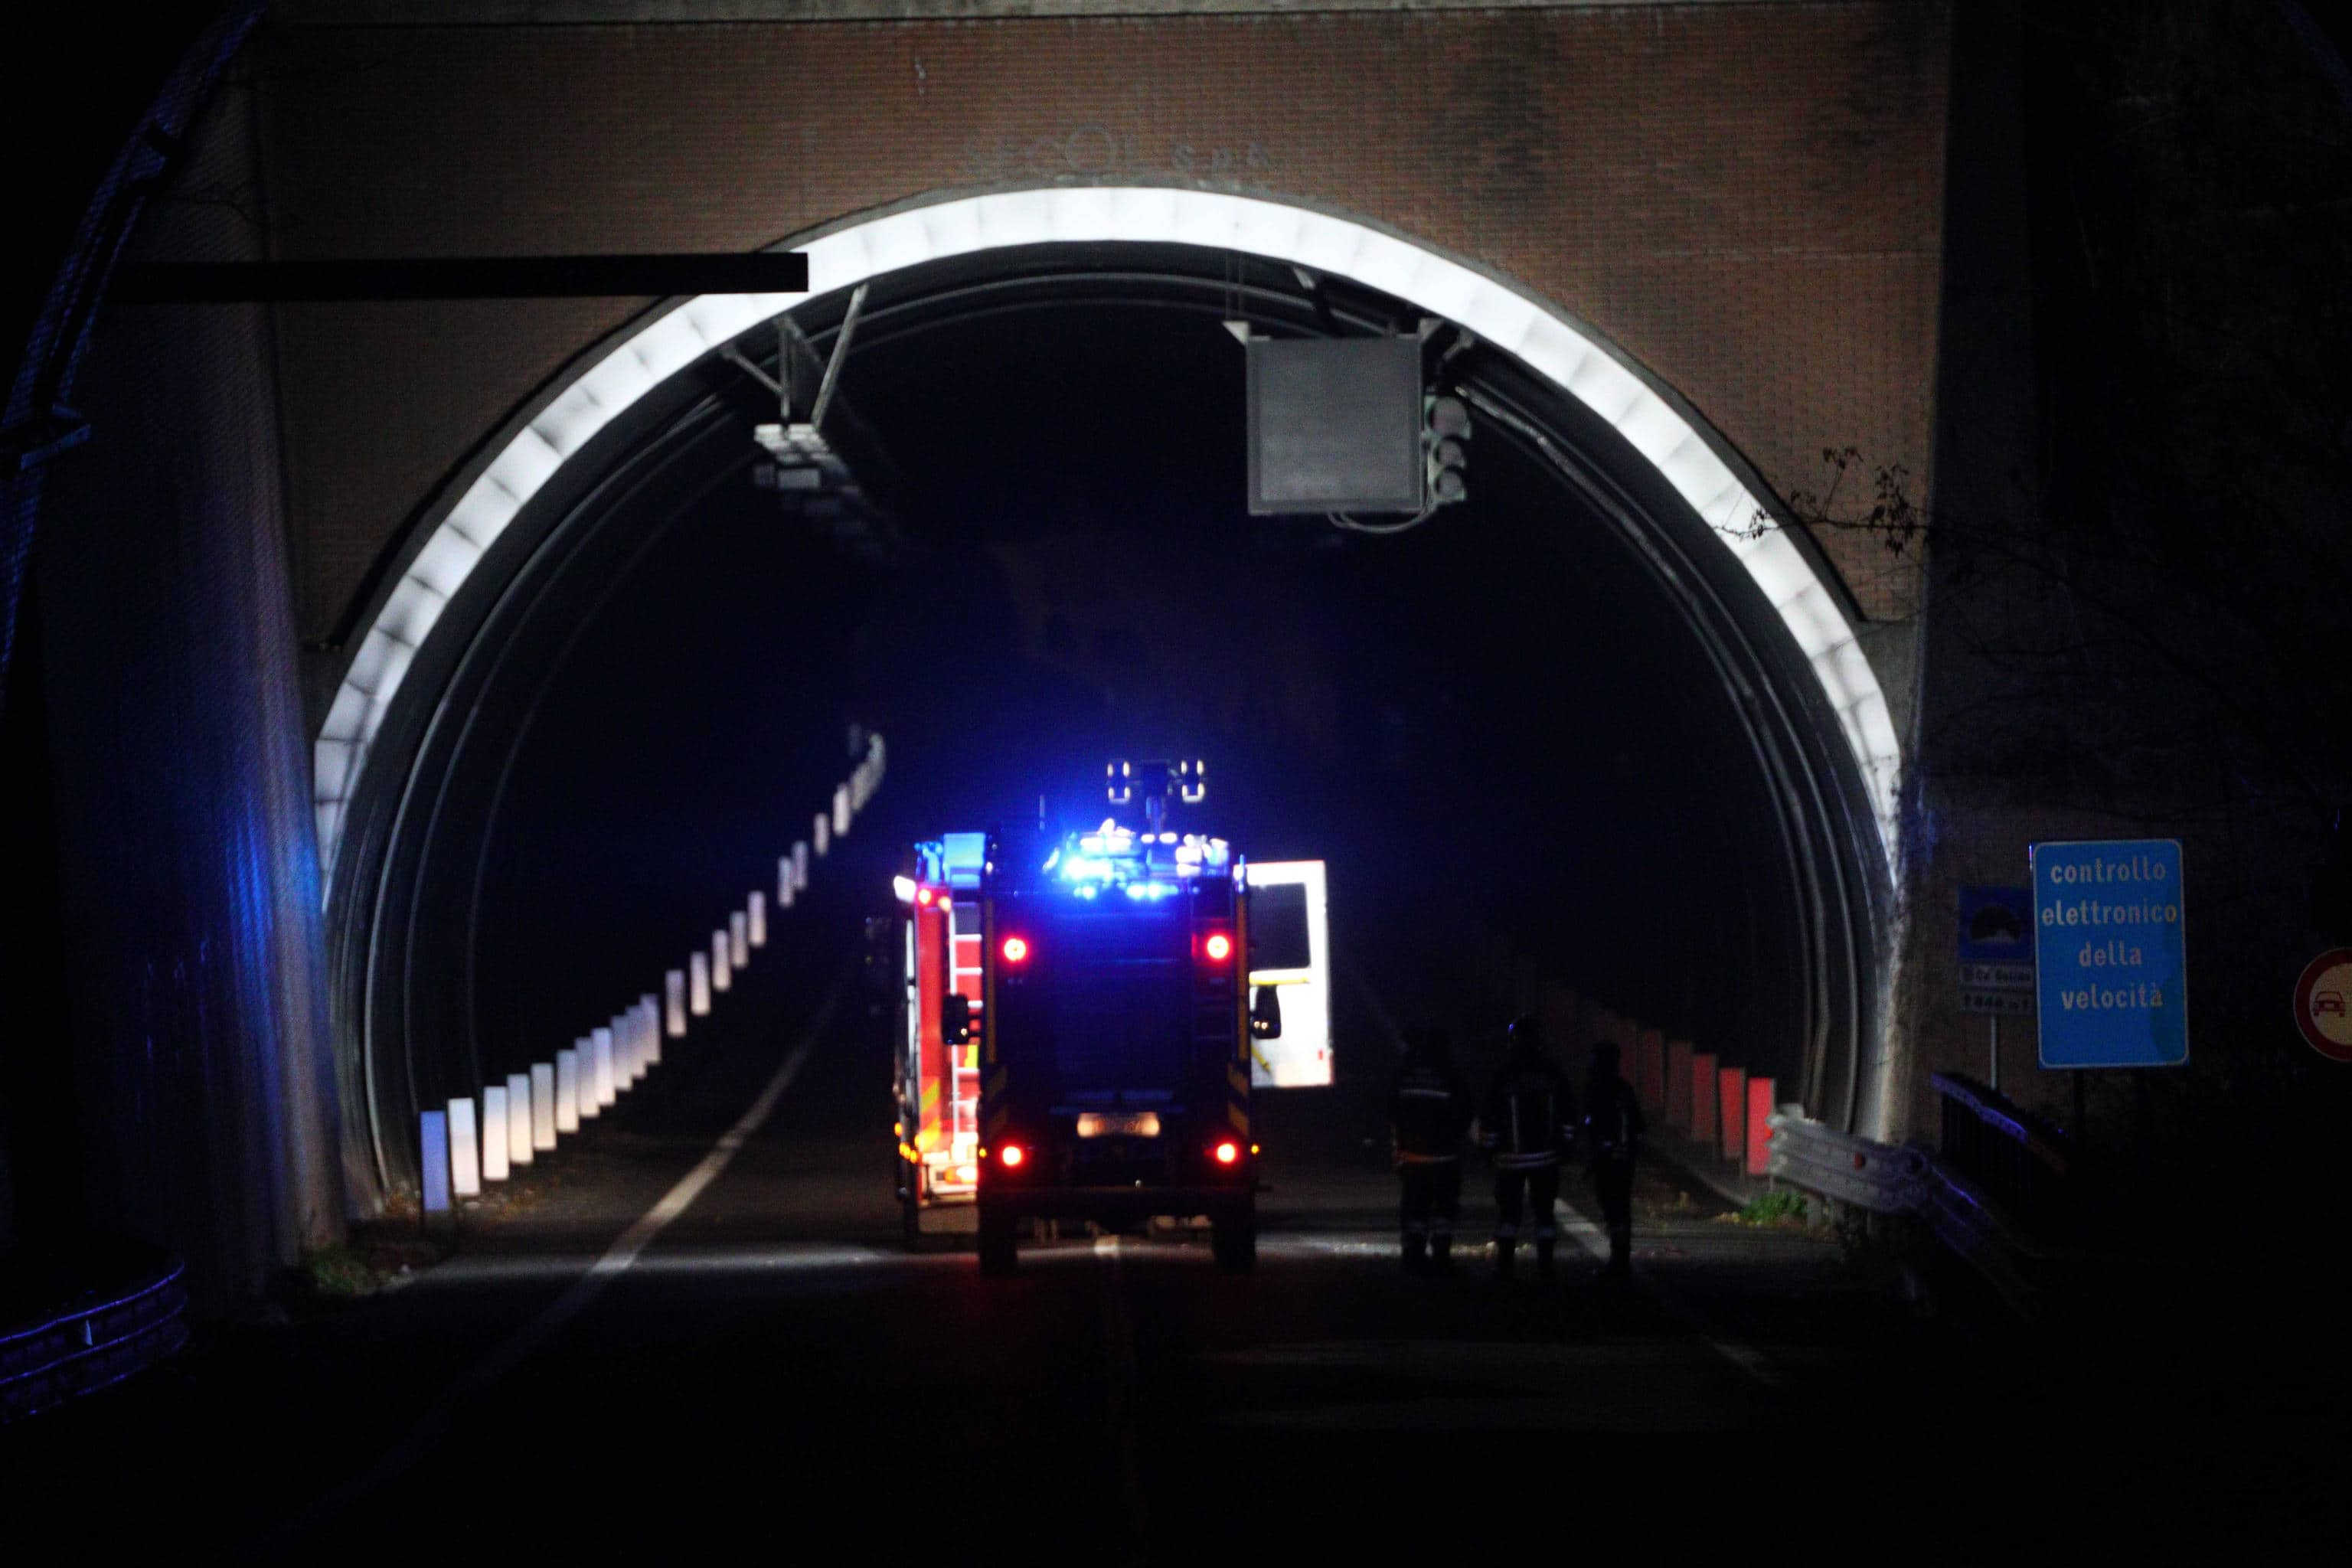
1046;819;1230;897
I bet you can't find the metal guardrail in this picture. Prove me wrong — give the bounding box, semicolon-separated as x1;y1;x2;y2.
1904;1152;2050;1320
1766;1103;2121;1324
1930;1072;2073;1238
0;1253;189;1423
1766;1112;1922;1213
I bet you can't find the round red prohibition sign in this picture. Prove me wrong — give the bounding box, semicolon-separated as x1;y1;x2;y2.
2292;948;2352;1063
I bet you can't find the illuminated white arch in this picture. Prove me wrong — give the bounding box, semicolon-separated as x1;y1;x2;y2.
314;187;1903;888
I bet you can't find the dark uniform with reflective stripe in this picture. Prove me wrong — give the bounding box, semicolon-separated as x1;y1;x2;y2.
1390;1030;1472;1271
1479;1022;1579;1276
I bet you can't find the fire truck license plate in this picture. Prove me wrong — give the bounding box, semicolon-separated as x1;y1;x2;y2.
1075;1112;1162;1138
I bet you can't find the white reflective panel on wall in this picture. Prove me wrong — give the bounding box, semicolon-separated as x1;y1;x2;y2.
448;1098;481;1197
480;1086;509;1183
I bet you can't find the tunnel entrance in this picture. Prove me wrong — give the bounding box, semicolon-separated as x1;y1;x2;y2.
319;193;1896;1200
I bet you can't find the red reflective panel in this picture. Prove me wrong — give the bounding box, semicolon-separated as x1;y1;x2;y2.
1213;1141;1240;1165
1001;1144;1025;1168
1001;936;1031;964
1203;932;1233;962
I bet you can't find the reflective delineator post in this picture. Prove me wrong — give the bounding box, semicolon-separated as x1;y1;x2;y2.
641;995;662;1066
1718;1067;1746;1163
666;969;688;1037
448;1097;482;1198
1665;1040;1694;1132
832;784;851;837
1690;1052;1720;1145
557;1047;583;1131
690;952;711;1014
778;856;794;910
609;1014;634;1089
1636;1028;1666;1117
729;912;749;970
531;1063;557;1151
481;1086;510;1183
814;813;830;858
748;891;767;948
711;929;732;992
793;841;809;891
592;1026;617;1108
420;1111;451;1217
1745;1076;1776;1178
506;1072;534;1167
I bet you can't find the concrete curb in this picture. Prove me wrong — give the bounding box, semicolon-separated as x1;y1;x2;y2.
1642;1128;1767;1210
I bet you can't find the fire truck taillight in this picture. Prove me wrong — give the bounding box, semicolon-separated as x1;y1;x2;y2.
1000;1144;1026;1168
1201;931;1233;963
1213;1141;1240;1166
1001;936;1031;964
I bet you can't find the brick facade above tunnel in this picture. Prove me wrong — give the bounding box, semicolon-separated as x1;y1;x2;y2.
244;3;1945;650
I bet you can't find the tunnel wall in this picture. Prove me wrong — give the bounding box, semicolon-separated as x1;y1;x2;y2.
30;75;345;1301
247;1;1946;678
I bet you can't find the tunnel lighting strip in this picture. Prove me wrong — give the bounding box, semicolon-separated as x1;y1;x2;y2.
314;188;1903;890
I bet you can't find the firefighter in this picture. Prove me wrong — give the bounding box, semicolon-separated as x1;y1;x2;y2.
1583;1039;1646;1279
1389;1027;1472;1272
1478;1015;1578;1278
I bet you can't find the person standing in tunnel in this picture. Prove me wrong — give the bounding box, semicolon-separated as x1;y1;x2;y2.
1478;1016;1578;1278
1583;1040;1646;1279
1390;1027;1472;1272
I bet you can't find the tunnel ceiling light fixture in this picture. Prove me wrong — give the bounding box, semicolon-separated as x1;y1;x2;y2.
315;188;1903;892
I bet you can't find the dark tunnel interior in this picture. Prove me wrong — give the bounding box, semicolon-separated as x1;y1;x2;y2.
354;250;1846;1182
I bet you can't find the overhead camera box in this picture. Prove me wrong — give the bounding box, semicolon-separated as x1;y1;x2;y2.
1245;335;1423;515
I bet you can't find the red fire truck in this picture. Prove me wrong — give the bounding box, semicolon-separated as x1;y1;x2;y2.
884;832;988;1245
884;763;1279;1272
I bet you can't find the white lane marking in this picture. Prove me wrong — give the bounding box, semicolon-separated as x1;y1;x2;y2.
1094;1236;1152;1566
248;972;846;1552
1552;1204;1786;1390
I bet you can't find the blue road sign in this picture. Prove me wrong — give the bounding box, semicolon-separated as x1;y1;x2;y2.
1958;885;2034;972
2031;840;2188;1068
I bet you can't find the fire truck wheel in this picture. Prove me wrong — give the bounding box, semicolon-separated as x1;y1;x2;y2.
978;1210;1019;1276
1211;1208;1256;1273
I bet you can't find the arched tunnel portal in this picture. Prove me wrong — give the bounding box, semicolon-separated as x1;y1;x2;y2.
322;192;1901;1201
